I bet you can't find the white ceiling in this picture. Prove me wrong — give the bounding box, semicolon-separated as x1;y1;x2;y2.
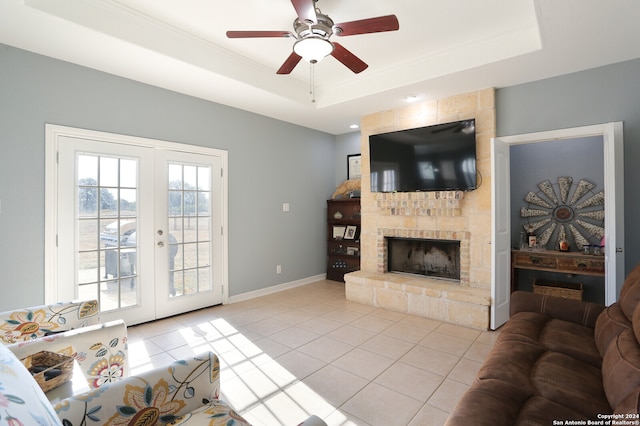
2;0;640;135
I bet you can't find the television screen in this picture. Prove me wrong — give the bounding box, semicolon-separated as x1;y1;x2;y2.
369;119;477;192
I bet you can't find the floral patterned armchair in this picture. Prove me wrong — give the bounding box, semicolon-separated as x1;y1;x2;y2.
54;351;251;425
9;319;128;391
0;343;326;426
0;300;128;391
0;300;100;344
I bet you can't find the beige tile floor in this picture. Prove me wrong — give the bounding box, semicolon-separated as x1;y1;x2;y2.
126;280;499;426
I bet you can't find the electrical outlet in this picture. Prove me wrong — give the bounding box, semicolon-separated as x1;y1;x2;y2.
283;203;290;212
276;265;282;274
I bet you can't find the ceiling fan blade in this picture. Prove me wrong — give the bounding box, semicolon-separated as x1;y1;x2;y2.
226;30;293;38
331;42;368;74
334;15;399;36
277;52;303;74
290;0;317;24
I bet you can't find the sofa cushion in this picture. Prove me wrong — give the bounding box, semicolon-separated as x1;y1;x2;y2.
475;340;544;392
538;318;601;367
619;263;640;320
0;343;62;425
498;312;601;367
595;303;631;357
602;329;640;409
514;396;590;425
530;351;610;417
509;291;604;327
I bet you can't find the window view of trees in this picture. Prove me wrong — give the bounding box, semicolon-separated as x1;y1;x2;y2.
78;178;137;214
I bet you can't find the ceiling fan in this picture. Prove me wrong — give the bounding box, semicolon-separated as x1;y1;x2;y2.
226;0;399;75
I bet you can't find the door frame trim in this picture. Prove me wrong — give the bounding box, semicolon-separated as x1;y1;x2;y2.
45;124;229;306
491;122;624;320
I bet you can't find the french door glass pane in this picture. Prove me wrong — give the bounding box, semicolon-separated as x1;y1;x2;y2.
168;163;212;298
77;154;139;312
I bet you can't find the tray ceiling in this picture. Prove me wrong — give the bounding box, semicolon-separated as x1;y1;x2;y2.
1;0;640;134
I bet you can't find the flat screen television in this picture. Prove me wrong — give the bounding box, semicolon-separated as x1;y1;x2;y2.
369;119;477;192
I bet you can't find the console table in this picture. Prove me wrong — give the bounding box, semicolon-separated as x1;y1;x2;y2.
511;249;605;292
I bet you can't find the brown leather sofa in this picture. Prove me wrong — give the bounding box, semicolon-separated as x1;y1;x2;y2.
446;264;640;425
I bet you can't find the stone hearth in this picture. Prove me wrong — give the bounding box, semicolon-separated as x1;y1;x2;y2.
344;89;495;330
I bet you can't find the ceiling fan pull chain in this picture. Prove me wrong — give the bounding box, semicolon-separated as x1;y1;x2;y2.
310;61;316;103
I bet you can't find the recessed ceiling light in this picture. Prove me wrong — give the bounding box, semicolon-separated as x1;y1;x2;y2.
349;124;359;129
404;94;420;103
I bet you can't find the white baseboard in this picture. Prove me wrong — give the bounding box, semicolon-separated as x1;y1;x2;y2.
227;274;327;304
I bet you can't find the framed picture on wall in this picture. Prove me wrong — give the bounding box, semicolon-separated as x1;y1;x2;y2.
347;154;362;179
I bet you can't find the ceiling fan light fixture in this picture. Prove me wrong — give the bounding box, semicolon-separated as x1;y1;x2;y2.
294;37;334;63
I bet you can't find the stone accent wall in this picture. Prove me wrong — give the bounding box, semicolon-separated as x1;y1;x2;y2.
344;88;496;329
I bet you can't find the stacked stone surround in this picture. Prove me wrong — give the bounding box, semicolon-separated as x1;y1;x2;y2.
344;88;496;329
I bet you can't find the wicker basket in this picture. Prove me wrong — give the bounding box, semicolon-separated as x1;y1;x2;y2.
533;279;583;301
21;350;73;393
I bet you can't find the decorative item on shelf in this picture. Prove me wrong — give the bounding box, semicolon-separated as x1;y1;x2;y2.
526;224;537;248
332;178;361;199
332;225;346;239
519;231;527;250
558;228;569;252
343;225;359;240
333;210;343;219
559;239;569;252
346;247;359;256
332;260;349;269
331;244;346;255
520;176;605;251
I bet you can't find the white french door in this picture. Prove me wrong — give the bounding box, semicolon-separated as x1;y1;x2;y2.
154;150;224;320
46;125;227;326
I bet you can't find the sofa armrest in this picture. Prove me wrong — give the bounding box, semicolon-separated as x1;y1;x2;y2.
8;319;128;389
53;352;220;425
510;290;605;327
0;343;63;425
0;300;100;344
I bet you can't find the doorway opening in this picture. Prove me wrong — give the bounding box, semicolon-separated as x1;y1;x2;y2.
491;122;624;329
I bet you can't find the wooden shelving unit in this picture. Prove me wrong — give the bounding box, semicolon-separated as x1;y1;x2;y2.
326;199;361;282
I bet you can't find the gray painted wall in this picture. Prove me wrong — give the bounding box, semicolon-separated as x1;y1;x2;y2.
497;58;640;275
510;136;604;248
0;43;335;310
334;131;361;186
509;136;605;303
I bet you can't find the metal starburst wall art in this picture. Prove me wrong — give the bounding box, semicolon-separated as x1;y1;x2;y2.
520;176;605;250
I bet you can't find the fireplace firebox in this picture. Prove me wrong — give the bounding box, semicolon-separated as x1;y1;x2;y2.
387;238;461;281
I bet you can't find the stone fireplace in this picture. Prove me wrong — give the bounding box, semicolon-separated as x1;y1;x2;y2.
344;89;496;329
